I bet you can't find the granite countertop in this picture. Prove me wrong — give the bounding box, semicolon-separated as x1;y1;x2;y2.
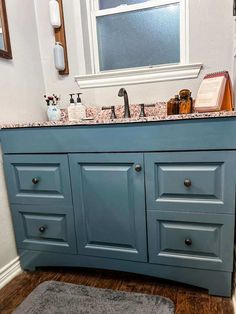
1;103;236;129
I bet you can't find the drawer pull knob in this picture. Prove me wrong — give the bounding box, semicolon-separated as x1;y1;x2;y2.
135;165;142;172
184;179;191;187
32;178;40;185
39;226;46;233
185;238;192;246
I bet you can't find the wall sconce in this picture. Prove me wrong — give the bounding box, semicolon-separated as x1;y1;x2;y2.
54;42;65;71
50;0;69;75
49;0;61;28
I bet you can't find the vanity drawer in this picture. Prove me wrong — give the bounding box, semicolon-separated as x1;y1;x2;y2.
4;154;72;206
145;151;236;213
147;211;234;271
11;205;77;254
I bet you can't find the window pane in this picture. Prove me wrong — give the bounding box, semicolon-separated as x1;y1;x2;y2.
99;0;149;10
97;4;180;71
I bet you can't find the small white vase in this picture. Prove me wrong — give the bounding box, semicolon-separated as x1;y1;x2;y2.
47;105;61;121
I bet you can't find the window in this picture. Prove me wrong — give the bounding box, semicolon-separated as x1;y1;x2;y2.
89;0;187;73
76;0;202;89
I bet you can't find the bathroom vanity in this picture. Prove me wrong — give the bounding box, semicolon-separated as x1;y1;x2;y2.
1;114;236;297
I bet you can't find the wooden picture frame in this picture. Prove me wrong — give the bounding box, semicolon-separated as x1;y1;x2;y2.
0;0;12;59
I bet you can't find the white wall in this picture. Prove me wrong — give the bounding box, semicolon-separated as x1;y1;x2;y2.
35;0;234;107
0;0;46;269
0;1;46;124
34;0;86;107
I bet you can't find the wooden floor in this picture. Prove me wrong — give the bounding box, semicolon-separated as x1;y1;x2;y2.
0;267;234;314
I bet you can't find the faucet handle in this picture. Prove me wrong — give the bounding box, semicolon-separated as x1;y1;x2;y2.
102;106;117;120
139;104;155;118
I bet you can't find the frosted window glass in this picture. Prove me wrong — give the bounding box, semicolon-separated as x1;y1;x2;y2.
99;0;149;10
97;4;180;71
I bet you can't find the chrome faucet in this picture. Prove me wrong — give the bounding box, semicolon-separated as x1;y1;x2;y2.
118;88;131;118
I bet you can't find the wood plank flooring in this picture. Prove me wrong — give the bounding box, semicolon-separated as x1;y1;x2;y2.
0;267;234;314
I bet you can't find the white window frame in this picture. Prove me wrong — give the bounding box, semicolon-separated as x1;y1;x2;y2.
75;0;202;89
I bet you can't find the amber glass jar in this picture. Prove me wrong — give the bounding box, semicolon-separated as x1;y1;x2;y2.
173;95;180;114
167;98;176;115
179;89;192;114
167;95;180;115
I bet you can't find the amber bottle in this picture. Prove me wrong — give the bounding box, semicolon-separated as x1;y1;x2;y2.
173;95;180;114
167;98;176;115
179;89;192;114
167;95;180;115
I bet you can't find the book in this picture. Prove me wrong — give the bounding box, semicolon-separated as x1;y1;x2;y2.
194;71;233;112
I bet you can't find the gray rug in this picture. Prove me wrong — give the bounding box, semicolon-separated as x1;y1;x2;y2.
13;280;175;314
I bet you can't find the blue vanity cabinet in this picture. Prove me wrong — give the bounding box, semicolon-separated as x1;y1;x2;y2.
1;118;236;297
69;153;147;262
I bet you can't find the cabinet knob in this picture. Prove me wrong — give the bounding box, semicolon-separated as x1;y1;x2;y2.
185;238;192;246
135;165;142;172
39;226;46;233
184;179;191;187
32;178;40;185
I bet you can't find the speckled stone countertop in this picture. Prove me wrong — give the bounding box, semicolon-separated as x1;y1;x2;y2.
1;103;236;129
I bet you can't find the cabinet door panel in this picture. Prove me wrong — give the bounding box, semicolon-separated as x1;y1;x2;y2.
69;153;147;262
4;154;72;207
147;211;234;271
145;151;236;213
11;205;77;254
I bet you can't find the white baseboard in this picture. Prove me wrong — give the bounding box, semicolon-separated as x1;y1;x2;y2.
0;257;22;290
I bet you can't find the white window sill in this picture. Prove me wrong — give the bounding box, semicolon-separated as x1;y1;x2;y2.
75;63;203;89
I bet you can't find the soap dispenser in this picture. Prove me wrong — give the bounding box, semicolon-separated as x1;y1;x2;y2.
75;93;86;120
68;94;76;121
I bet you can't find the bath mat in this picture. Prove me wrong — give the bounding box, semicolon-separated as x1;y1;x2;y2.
13;280;175;314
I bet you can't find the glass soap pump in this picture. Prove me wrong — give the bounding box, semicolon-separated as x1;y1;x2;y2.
74;93;86;120
68;94;76;121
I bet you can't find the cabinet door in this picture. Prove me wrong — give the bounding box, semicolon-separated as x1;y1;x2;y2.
69;153;147;262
